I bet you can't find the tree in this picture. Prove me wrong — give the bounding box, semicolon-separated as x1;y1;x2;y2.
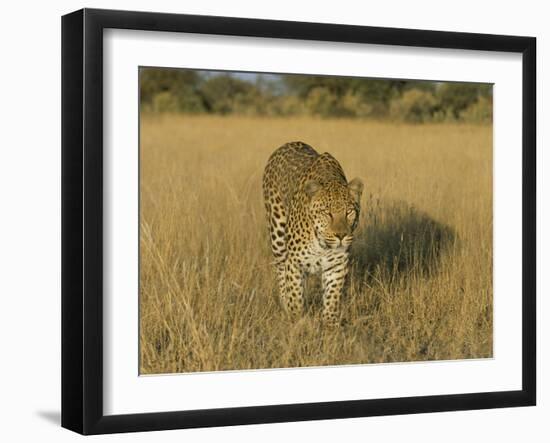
199;75;260;114
436;83;482;118
282;75;409;117
139;68;201;104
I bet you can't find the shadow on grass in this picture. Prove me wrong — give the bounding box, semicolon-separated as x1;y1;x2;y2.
350;199;456;281
300;200;456;313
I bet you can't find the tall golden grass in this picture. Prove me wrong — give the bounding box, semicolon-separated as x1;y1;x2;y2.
139;114;492;374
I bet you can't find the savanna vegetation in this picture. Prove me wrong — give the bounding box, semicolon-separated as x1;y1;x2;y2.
139;110;493;374
140;68;493;123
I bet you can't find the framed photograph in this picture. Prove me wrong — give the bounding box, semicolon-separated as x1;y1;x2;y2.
61;8;536;435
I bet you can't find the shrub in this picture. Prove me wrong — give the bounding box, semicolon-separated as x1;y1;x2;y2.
390;89;437;123
151;89;206;114
151;91;180;113
305;87;339;117
340;91;374;118
460;96;493;123
436;83;480;118
268;95;307;116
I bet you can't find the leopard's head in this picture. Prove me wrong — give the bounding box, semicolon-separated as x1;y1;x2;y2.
305;177;363;249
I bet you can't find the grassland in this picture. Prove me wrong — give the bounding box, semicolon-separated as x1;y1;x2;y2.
139;114;493;374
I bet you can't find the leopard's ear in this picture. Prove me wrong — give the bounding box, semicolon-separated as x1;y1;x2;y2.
348;177;364;203
304;180;321;198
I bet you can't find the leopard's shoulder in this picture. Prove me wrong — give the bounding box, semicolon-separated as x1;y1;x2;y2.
263;141;319;209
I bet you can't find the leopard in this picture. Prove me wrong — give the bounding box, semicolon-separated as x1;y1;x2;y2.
262;141;363;327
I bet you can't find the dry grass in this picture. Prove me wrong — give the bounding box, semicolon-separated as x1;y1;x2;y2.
139;114;493;374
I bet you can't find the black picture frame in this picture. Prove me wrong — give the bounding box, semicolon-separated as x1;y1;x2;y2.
61;8;536;435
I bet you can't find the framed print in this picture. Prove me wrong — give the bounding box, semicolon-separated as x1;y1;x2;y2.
61;8;536;435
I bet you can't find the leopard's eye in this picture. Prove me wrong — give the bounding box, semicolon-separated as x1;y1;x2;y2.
346;209;356;222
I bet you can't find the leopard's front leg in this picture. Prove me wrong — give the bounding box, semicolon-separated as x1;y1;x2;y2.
321;252;350;326
283;260;305;319
274;261;287;309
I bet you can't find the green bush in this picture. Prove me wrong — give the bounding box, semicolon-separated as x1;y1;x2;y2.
436;83;480;118
267;95;306;116
390;89;437;123
340;91;374;118
199;75;258;114
140;68;201;104
151;88;206;114
151;91;179;113
460;96;493;123
140;68;493;124
305;87;338;117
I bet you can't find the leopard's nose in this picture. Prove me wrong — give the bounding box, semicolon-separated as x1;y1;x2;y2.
335;232;346;240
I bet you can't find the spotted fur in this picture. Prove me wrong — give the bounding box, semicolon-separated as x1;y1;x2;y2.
262;141;363;326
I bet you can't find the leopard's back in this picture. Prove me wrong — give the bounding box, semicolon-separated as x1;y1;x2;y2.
262;141;319;211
